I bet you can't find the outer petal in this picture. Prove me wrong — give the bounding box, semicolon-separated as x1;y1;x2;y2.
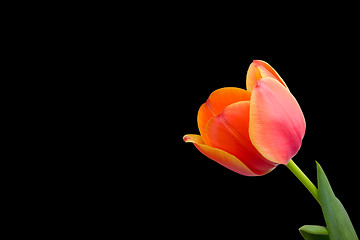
183;134;259;176
246;60;287;92
197;87;251;144
205;101;277;175
249;77;306;165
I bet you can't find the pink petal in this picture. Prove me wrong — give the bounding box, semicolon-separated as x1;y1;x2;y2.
249;77;306;164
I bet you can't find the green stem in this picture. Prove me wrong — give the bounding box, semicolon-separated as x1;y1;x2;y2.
286;159;320;204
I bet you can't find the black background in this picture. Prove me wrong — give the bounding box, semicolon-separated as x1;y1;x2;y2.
9;5;360;239
153;21;360;239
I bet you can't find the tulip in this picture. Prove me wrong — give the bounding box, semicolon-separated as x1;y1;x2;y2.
183;60;306;176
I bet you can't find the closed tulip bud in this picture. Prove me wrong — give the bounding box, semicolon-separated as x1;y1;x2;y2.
184;60;306;176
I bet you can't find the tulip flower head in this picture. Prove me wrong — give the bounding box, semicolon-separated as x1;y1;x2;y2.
184;60;306;176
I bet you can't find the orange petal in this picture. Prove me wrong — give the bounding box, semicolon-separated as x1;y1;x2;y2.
249;77;306;165
197;103;214;145
246;60;287;92
205;101;277;175
197;87;251;144
183;134;259;176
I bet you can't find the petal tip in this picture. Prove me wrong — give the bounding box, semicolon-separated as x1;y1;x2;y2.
183;135;191;143
183;134;204;144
